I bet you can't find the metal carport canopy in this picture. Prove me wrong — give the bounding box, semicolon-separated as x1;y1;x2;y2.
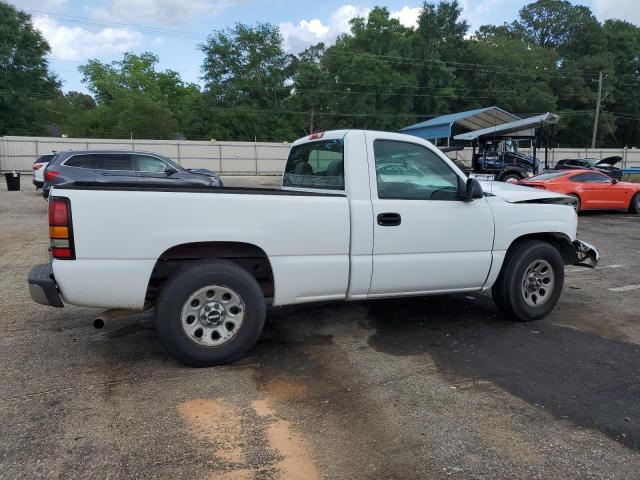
453;112;560;141
399;106;520;140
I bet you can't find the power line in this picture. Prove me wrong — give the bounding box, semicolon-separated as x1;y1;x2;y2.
27;8;639;83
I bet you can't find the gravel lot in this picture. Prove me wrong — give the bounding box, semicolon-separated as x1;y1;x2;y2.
1;176;639;479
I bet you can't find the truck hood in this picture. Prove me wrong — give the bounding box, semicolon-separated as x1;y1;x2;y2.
479;180;569;204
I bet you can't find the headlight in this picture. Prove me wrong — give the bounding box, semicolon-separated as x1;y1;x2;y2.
526;172;534;177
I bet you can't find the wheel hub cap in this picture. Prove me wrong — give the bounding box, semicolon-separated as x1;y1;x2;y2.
180;285;245;347
200;301;225;326
521;259;555;307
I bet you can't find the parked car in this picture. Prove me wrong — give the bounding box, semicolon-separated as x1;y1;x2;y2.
42;150;222;198
519;169;640;213
28;130;598;367
554;156;622;180
32;153;55;189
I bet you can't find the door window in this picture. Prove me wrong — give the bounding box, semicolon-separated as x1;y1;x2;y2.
64;155;96;169
94;154;133;171
135;155;168;173
374;140;460;200
569;172;611;183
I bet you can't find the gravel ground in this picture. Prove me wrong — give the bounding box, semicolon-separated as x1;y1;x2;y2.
1;176;639;479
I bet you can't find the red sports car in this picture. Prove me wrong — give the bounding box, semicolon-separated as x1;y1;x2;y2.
519;169;640;213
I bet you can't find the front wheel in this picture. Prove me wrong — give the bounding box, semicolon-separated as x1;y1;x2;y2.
629;193;640;214
492;240;564;322
502;173;522;184
568;194;581;212
155;260;266;367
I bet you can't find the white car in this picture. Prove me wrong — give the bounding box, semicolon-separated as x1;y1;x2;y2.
31;153;56;189
28;130;598;366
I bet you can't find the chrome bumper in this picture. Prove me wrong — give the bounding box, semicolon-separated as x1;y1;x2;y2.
572;240;599;269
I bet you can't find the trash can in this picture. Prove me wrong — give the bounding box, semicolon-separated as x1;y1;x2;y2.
4;171;21;191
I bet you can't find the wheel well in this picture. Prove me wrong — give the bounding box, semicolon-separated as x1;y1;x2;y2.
507;233;577;265
146;242;274;304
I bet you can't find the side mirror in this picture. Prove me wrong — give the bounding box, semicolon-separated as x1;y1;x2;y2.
164;167;177;176
611;178;618;184
461;178;484;202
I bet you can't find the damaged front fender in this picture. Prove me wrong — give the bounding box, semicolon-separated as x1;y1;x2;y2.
572;240;599;269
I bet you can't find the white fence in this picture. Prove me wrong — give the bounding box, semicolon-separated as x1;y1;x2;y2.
0;136;291;174
2;135;640;174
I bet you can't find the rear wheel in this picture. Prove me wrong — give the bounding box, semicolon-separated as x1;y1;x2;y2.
629;193;640;214
155;260;266;367
492;240;564;322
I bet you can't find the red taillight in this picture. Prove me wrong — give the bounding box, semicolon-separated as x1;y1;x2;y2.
309;132;325;140
33;163;43;170
48;197;75;260
45;170;60;182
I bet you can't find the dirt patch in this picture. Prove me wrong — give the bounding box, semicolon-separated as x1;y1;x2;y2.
179;389;319;480
178;398;245;466
251;398;319;480
259;378;309;402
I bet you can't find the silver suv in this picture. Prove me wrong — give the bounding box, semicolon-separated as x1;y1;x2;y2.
42;150;223;198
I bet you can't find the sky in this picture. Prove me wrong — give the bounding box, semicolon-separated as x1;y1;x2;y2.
8;0;640;93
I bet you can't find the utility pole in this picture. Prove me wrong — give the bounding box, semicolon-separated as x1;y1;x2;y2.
309;106;315;134
591;71;603;149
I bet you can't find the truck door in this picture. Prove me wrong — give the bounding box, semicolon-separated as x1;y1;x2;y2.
366;132;495;296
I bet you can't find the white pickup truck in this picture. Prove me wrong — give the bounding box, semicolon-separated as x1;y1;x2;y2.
29;130;598;366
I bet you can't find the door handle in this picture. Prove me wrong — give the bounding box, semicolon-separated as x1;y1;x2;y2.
377;212;401;226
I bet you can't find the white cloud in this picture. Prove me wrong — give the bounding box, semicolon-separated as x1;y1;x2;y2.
390;6;421;29
281;4;423;53
33;15;143;61
459;0;499;35
89;0;243;26
593;0;640;24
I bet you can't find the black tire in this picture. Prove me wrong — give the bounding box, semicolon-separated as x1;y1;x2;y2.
502;173;522;184
491;240;564;322
629;193;640;214
155;260;266;367
568;193;581;213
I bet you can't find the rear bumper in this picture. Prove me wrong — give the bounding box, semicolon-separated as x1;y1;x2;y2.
32;179;44;188
28;264;64;307
572;240;599;268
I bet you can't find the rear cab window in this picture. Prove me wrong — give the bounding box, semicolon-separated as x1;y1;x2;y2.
283;139;344;190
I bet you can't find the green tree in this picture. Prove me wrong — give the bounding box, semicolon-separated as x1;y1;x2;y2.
199;23;295;140
77;52;198;139
0;1;59;135
320;7;417;131
411;1;468;115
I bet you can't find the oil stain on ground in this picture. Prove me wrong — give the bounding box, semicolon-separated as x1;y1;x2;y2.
367;294;640;450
